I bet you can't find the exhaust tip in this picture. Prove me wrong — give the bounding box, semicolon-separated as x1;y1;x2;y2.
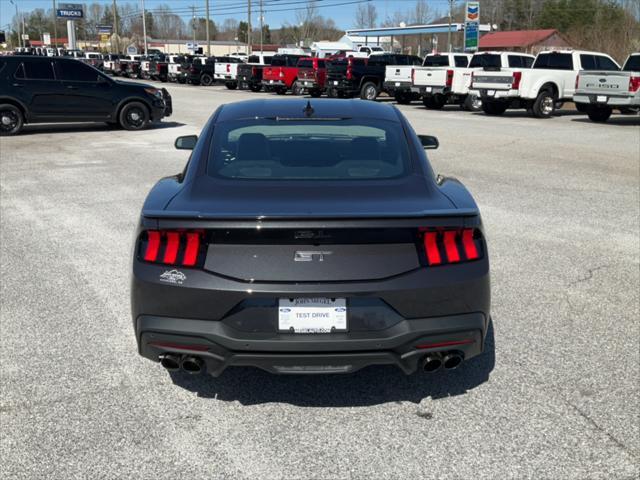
159;354;181;371
443;352;464;370
181;356;204;375
422;355;443;373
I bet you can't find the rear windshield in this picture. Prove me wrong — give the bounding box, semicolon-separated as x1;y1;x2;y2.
469;54;501;68
271;57;286;66
298;59;313;68
208;119;410;180
533;53;573;70
624;55;640;71
423;56;449;67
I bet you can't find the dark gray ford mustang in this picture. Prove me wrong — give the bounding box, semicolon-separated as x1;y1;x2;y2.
131;98;490;376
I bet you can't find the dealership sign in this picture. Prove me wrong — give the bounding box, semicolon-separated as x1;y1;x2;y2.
57;3;84;18
464;2;480;51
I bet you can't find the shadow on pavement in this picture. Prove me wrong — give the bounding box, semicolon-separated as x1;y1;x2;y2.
169;320;496;407
571;116;640;127
19;121;185;135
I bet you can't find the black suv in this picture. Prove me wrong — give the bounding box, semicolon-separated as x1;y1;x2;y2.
0;56;172;136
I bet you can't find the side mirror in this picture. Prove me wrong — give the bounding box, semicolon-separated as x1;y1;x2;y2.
418;135;439;150
175;135;198;150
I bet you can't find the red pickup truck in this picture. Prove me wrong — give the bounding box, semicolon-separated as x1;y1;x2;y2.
295;57;327;97
262;54;305;94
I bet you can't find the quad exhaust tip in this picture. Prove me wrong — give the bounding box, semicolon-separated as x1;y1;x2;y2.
180;356;204;375
443;352;464;370
422;354;443;373
159;354;181;371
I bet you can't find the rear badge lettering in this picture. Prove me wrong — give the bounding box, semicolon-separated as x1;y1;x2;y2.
159;269;186;285
294;251;333;262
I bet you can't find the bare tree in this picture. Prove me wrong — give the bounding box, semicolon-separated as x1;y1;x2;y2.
411;0;433;25
354;3;378;29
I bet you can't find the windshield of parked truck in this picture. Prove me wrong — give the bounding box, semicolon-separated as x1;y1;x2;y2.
623;55;640;72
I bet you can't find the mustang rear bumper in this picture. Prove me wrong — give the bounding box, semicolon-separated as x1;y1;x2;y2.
137;312;487;375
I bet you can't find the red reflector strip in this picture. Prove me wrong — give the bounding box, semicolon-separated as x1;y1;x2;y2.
148;341;209;352
415;339;475;349
163;231;180;264
144;231;161;262
182;232;200;266
443;231;460;263
462;229;479;260
424;232;441;265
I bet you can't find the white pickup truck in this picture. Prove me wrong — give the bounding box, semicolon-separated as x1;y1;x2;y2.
214;56;245;89
382;55;424;104
573;53;640;122
470;50;620;117
412;51;534;111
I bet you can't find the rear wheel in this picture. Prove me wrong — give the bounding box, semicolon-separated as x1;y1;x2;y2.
423;95;445;110
309;89;322;98
586;105;612;123
575;102;588;113
225;82;237;90
395;92;411;104
482;101;508;116
291;81;304;96
200;74;214;86
276;87;287;95
0;104;24;136
249;84;262;92
119;102;150;130
463;94;482;112
532;89;556;118
360;82;379;101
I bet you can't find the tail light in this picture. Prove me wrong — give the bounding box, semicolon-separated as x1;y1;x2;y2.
445;69;454;87
156;64;162;73
251;66;257;76
629;76;640;92
421;228;482;266
190;66;197;73
140;230;204;267
226;63;230;73
279;69;285;78
411;68;415;84
346;58;353;80
575;74;580;90
511;71;522;90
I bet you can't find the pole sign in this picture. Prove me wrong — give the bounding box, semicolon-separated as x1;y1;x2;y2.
57;3;84;19
126;44;138;55
464;2;480;51
43;32;51;45
97;25;113;35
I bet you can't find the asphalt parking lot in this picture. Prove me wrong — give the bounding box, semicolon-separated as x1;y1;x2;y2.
1;82;638;479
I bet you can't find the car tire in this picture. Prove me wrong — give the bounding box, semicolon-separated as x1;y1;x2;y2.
249;84;262;92
291;81;303;96
575;102;588;113
119;102;150;131
276;87;287;95
200;74;214;86
423;95;444;110
225;82;237;90
0;104;24;136
463;94;482;112
532;89;556;118
309;89;322;98
482;101;508;116
395;92;411;104
360;82;379;101
178;77;186;84
586;105;612;123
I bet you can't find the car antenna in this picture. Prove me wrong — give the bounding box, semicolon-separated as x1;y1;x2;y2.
303;100;314;117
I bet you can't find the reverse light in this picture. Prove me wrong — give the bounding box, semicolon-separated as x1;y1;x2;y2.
421;228;482;266
511;71;522;90
629;76;640;92
140;230;204;267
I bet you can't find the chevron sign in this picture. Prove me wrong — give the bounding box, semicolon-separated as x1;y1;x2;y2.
464;2;480;51
465;2;480;22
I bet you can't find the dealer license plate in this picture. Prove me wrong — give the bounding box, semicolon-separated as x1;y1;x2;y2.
304;81;309;86
270;80;274;84
426;86;432;93
395;82;400;87
333;81;338;85
488;90;496;96
278;298;347;333
596;95;607;103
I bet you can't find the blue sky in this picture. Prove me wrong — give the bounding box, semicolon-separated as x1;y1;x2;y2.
1;0;453;33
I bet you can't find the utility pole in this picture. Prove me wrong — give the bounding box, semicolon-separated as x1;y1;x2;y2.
141;0;148;55
113;0;119;53
205;0;210;56
447;0;454;52
52;0;58;49
259;0;263;53
10;0;21;48
191;5;196;51
247;0;252;55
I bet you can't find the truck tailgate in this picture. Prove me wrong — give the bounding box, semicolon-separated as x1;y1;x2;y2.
577;71;633;96
385;65;413;84
471;71;516;91
412;68;448;87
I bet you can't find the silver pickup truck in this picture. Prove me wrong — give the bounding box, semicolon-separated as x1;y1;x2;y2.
573;53;640;122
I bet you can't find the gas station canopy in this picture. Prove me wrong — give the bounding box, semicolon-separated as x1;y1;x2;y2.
346;23;492;38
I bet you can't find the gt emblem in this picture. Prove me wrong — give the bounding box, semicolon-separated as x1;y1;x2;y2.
294;251;333;262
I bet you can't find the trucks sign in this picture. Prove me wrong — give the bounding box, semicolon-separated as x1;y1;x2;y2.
57;3;84;19
464;2;480;52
